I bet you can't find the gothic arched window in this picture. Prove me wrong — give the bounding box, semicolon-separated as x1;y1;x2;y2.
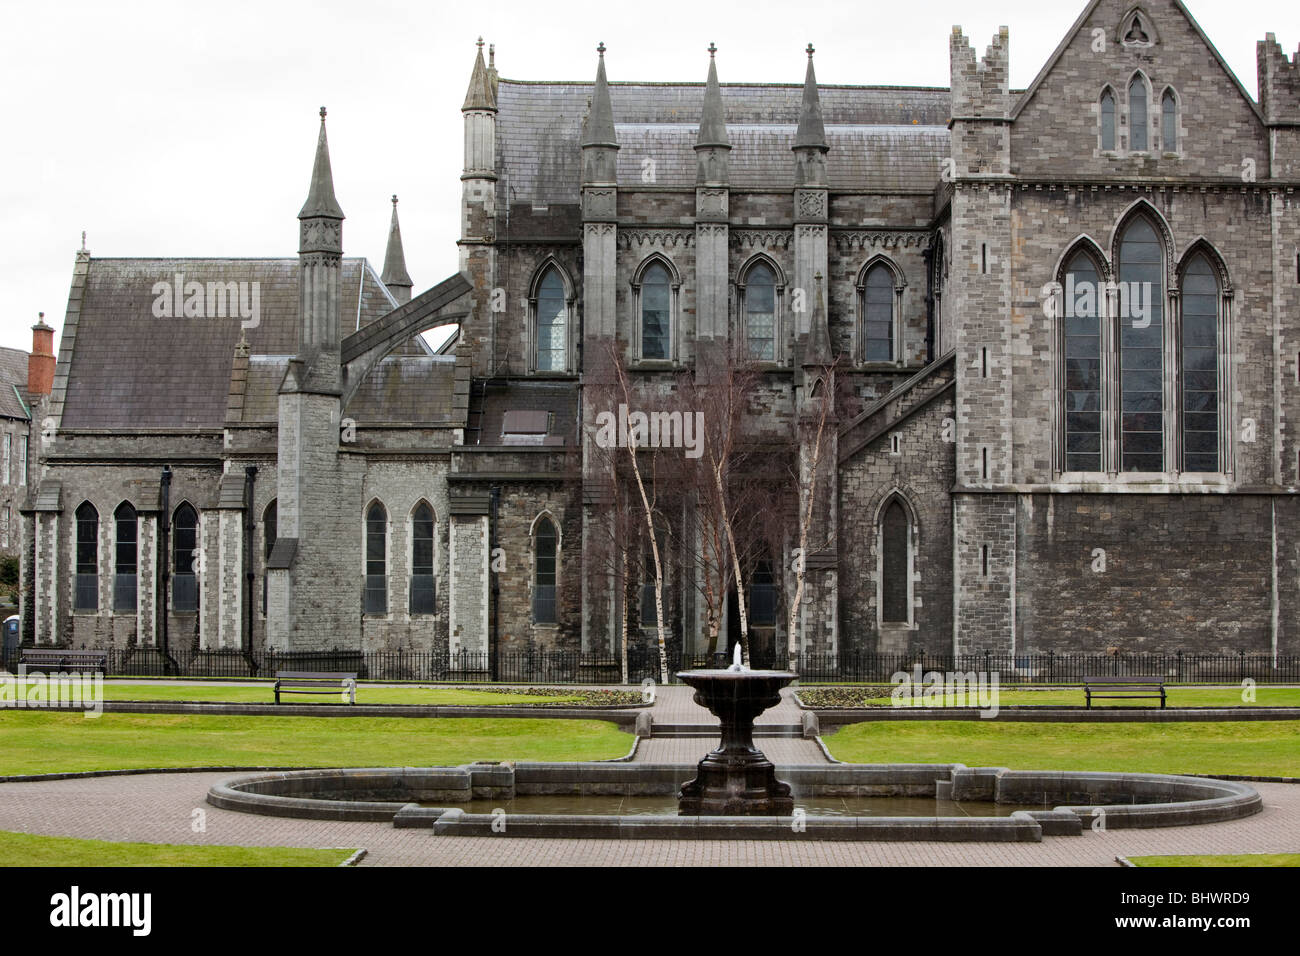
1161;88;1178;152
743;262;777;362
862;263;896;363
1117;217;1165;472
114;502;137;612
1100;89;1117;151
879;499;911;625
410;501;436;615
262;500;276;615
640;262;672;361
74;501;98;611
173;503;198;612
1180;254;1221;473
1062;250;1104;473
533;516;558;625
365;501;387;615
535;267;568;372
1129;75;1149;151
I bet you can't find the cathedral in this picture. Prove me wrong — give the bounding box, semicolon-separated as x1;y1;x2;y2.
20;0;1300;676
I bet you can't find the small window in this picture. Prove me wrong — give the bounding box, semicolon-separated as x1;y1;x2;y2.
1100;90;1116;151
1161;89;1177;152
410;502;436;615
75;502;98;611
744;262;777;362
862;264;895;362
535;268;567;372
365;502;387;615
17;437;27;486
1129;75;1149;151
172;503;197;612
533;517;558;625
2;434;10;486
114;502;137;612
1;506;9;549
640;263;672;360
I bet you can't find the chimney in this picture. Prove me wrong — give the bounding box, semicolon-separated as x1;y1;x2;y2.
29;312;55;396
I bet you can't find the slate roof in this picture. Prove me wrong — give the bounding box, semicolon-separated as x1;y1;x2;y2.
0;347;31;421
478;381;578;447
61;258;435;430
496;80;951;204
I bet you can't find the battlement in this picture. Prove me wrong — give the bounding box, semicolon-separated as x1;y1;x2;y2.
950;26;1009;119
1258;33;1300;126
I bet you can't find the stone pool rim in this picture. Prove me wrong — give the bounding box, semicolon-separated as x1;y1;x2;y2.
206;761;1262;842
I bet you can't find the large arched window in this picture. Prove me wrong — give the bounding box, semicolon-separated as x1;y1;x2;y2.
639;262;672;361
879;498;911;625
410;501;436;615
1180;254;1220;473
1117;216;1165;472
861;262;896;363
1161;88;1178;152
365;501;387;615
114;502;137;612
262;500;277;615
1062;250;1104;473
173;503;198;612
1100;88;1117;151
534;267;568;372
74;502;98;611
1128;74;1149;151
533;516;558;625
743;261;777;362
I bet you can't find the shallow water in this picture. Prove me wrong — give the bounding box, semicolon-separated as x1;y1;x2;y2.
422;794;1037;817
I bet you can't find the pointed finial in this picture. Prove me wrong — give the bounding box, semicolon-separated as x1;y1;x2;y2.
806;43;815;58
488;44;495;68
597;41;605;57
80;231;86;252
392;194;398;206
476;36;484;51
708;42;717;58
319;106;326;121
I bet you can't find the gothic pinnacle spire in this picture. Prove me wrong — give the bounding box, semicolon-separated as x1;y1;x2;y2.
696;44;730;149
463;37;497;111
795;44;828;151
381;194;413;296
298;106;345;220
580;42;618;149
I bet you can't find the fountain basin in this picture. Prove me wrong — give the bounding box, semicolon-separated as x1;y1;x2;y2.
206;762;1262;841
675;668;797;815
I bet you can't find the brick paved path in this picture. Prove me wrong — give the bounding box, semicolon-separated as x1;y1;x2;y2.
2;683;1296;866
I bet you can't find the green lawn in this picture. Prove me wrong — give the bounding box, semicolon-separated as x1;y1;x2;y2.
1128;853;1300;867
824;720;1300;777
0;711;631;776
804;686;1300;708
94;683;581;706
0;830;353;867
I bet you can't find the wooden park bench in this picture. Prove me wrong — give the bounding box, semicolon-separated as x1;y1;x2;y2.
20;649;109;674
273;671;357;705
1084;675;1166;708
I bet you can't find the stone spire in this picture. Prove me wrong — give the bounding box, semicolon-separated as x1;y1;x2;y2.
463;37;496;111
381;195;413;304
795;44;828;150
580;42;618;149
696;43;730;149
298;107;345;223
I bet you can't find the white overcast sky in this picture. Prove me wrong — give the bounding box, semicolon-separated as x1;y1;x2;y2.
0;0;1292;354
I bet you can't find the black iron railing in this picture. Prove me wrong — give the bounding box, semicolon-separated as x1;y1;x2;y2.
0;645;1295;685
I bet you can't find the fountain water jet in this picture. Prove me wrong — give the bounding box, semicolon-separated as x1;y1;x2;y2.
675;643;796;815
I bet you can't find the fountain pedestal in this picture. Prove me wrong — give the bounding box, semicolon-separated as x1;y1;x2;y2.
676;669;796;816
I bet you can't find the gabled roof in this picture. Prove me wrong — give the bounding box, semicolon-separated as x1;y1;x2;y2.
497;80;949;204
60;258;401;430
1011;0;1264;123
0;347;31;421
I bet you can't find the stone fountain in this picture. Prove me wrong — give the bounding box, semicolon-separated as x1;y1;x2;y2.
675;644;797;815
